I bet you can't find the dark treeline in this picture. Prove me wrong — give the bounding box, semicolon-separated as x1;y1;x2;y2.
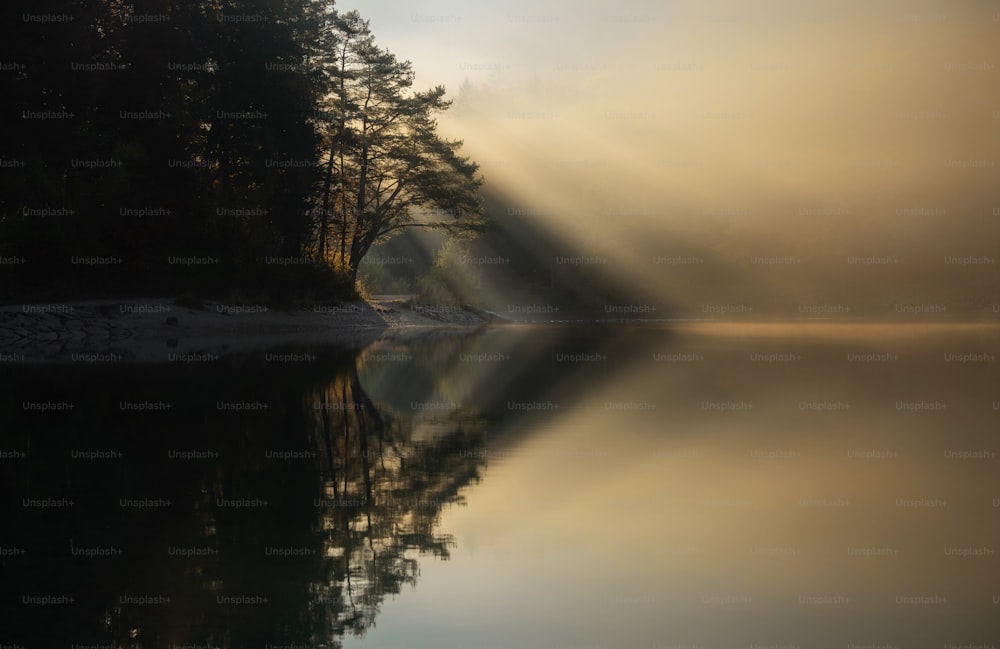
0;1;483;304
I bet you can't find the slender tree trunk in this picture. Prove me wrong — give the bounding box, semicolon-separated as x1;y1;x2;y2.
337;41;349;271
357;142;368;224
339;148;347;268
318;143;336;262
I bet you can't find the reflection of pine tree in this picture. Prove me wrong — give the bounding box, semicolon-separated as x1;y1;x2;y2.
309;363;486;641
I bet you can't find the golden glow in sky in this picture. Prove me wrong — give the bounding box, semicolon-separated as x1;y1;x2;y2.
340;0;1000;317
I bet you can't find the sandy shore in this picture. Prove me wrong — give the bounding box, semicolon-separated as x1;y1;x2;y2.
0;297;489;363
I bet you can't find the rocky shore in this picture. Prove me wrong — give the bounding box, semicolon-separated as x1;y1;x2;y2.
0;297;489;363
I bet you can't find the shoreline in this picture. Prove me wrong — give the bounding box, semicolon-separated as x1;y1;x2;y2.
0;297;489;363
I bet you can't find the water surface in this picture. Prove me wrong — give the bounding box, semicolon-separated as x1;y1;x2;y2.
2;324;997;647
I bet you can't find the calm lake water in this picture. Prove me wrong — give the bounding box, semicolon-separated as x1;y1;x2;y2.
2;323;998;647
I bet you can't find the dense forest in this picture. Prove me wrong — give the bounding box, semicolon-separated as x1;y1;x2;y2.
0;1;484;304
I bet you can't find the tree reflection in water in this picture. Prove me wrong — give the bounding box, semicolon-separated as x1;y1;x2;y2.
309;363;485;643
0;345;488;648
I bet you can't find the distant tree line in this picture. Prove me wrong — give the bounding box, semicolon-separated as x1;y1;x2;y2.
0;1;483;304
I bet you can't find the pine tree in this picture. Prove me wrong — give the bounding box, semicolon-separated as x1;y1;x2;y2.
312;10;485;285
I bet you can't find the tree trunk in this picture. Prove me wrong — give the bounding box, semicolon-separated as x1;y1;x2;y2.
318;143;336;262
349;255;361;286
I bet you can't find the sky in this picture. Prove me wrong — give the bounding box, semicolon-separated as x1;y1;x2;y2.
339;0;1000;319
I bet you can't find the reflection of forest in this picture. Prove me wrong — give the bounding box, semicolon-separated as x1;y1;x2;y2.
0;349;488;648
